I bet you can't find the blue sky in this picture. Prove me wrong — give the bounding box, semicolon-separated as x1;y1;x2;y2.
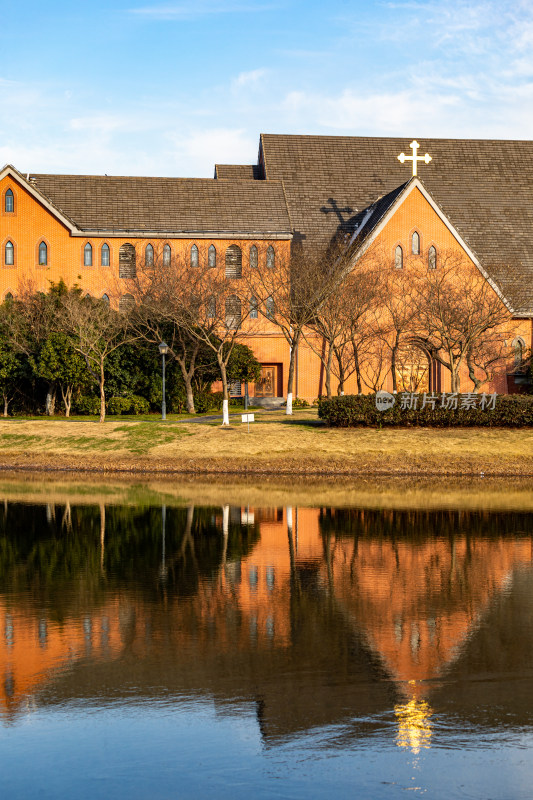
1;0;532;176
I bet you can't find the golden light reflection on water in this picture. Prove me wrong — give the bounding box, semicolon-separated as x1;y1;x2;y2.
395;691;433;754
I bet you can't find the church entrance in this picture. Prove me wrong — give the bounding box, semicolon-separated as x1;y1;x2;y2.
255;365;281;398
396;343;431;393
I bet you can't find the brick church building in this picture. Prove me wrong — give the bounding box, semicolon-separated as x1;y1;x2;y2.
1;134;532;401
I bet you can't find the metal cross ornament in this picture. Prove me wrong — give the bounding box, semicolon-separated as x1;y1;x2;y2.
397;140;432;176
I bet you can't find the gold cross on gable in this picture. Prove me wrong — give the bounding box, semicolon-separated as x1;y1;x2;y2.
397;140;432;176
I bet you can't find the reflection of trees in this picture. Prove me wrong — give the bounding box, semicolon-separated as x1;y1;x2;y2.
319;507;533;541
0;502;260;618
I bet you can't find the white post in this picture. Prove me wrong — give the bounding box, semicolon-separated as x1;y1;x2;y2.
222;398;230;426
286;338;293;416
287;505;293;532
221;505;229;571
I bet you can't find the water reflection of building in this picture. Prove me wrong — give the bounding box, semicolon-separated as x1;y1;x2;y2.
1;502;533;750
0;600;123;715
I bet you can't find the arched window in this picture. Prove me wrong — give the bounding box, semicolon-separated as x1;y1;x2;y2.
119;243;136;278
395;245;403;270
5;189;14;213
163;244;171;266
101;243;110;267
225;295;242;329
38;241;48;266
4;292;13;303
249;245;258;269
266;245;275;269
207;296;216;319
513;337;525;370
208;244;216;268
4;241;14;266
428;245;437;270
190;244;199;268
84;242;93;267
145;243;154;265
249;295;258;319
266;296;275;320
101;293;110;305
119;293;135;313
411;231;420;255
225;245;242;278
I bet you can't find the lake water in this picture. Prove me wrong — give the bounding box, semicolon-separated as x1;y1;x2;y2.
1;478;533;799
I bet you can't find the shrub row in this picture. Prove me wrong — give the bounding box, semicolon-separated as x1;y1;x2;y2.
74;394;150;416
318;393;533;428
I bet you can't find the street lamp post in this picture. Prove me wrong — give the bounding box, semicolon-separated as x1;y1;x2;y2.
158;341;169;421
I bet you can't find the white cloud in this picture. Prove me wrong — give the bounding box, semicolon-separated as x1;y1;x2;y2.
280;76;533;141
282;88;458;134
233;69;269;88
167;127;257;175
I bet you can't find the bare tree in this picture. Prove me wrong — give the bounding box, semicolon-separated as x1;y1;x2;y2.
465;328;514;391
58;289;133;422
305;260;379;397
378;261;419;392
126;246;220;415
360;335;391;392
132;246;256;425
247;240;347;413
413;252;511;392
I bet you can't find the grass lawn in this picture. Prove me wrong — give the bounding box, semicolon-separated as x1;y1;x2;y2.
0;408;532;476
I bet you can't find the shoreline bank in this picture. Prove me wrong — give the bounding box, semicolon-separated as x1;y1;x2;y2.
0;414;532;477
1;452;532;477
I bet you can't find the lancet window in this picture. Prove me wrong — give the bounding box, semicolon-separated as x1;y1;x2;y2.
119;243;136;278
4;241;14;266
101;243;110;267
225;245;242;278
38;241;48;266
190;244;199;268
5;189;14;213
395;245;403;269
84;242;93;267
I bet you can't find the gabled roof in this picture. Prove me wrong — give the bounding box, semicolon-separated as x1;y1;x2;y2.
345;178;514;312
0;164;78;233
22;172;291;238
259;134;533;314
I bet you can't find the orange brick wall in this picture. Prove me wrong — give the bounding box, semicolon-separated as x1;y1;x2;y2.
1;175;530;399
0;172;291;308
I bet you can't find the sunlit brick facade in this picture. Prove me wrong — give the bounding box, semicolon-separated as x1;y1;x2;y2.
2;132;533;399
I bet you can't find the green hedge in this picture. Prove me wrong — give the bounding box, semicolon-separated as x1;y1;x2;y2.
318;393;533;428
73;395;101;415
107;395;150;415
73;394;150;416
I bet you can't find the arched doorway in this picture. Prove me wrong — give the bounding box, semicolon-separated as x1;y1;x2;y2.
396;341;438;393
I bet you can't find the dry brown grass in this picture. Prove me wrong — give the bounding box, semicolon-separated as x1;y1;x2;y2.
0;410;532;476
